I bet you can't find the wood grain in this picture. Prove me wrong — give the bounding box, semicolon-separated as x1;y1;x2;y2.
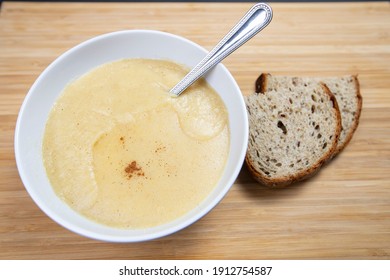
0;1;389;259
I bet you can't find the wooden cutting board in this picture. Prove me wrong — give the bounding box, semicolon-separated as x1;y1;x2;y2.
0;1;389;259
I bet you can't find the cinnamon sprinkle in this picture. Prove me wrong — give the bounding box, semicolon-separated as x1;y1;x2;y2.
124;161;144;179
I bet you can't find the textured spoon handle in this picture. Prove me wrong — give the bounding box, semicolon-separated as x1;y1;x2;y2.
170;3;273;97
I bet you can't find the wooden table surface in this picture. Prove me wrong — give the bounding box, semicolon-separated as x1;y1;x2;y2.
0;1;389;259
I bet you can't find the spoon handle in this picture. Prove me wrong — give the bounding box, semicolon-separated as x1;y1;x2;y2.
170;3;273;97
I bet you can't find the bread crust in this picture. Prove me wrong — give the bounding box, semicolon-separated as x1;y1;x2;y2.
246;74;342;188
255;73;269;93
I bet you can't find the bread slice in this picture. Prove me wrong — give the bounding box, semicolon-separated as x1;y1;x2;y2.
259;74;362;156
321;76;362;155
245;73;341;187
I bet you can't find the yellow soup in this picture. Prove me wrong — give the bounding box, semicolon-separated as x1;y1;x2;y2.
42;59;229;228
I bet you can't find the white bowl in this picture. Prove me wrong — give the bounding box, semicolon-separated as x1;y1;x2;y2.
15;30;248;242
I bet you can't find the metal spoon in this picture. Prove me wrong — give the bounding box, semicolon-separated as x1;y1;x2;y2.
170;3;273;97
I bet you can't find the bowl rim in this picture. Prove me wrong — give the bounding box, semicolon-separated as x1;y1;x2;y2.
14;29;249;242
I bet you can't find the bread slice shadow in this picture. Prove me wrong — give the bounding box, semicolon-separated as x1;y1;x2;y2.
237;163;317;200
